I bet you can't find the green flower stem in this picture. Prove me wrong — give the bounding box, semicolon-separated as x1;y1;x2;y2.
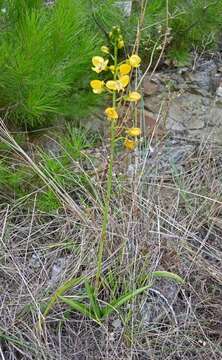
96;42;118;289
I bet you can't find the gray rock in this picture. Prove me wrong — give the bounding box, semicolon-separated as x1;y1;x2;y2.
188;118;205;130
207;106;222;127
166;117;186;132
143;80;160;96
145;93;166;113
115;1;132;16
142;60;222;144
82;114;105;133
216;85;222;97
188;126;222;144
112;318;122;329
140;280;179;327
183;60;217;93
188;85;210;97
136;141;195;177
44;138;61;156
167;94;206;131
29;253;42;269
49;257;67;286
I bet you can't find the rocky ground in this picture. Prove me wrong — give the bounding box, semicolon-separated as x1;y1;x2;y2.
142;55;222;143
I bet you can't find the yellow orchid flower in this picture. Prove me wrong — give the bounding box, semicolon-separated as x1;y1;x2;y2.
101;46;110;54
106;80;121;91
124;138;137;151
90;80;104;94
106;76;129;92
129;54;141;68
125;91;141;102
105;107;118;120
119;63;131;75
119;75;130;87
126;127;141;137
92;56;109;73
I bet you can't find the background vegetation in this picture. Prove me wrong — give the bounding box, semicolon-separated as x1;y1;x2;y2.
0;0;123;128
129;0;222;64
0;0;221;129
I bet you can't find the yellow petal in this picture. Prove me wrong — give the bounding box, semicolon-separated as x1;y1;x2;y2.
126;127;141;137
106;80;118;91
92;56;105;66
106;78;128;92
126;91;141;102
92;66;101;73
129;54;141;68
119;75;129;88
119;63;131;75
105;107;118;120
124;138;137;151
106;80;123;92
93;89;103;94
90;80;103;89
104;59;109;67
92;57;109;73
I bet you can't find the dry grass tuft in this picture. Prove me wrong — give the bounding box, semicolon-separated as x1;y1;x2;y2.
0;133;222;359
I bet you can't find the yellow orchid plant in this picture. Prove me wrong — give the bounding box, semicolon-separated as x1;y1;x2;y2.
89;26;142;286
90;27;142;151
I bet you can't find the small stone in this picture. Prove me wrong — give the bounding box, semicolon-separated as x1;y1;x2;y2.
143;80;160;96
108;332;115;342
115;1;132;16
188;85;209;97
216;86;222;97
144;94;164;113
29;253;41;269
166;117;186;132
207;107;222;126
49;258;66;286
188;118;205;130
112;318;122;329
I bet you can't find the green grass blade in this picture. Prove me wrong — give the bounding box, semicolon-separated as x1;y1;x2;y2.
59;296;100;323
43;275;85;318
102;284;151;318
151;271;184;284
85;281;102;320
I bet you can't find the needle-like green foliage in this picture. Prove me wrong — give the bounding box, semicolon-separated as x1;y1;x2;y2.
129;0;222;64
0;0;124;128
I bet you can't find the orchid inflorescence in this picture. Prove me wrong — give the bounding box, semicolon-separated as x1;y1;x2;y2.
90;26;142;151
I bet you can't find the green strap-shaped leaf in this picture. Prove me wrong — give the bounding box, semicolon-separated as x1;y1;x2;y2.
43;275;85;318
59;296;99;322
85;280;102;320
102;284;151;318
151;271;184;284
